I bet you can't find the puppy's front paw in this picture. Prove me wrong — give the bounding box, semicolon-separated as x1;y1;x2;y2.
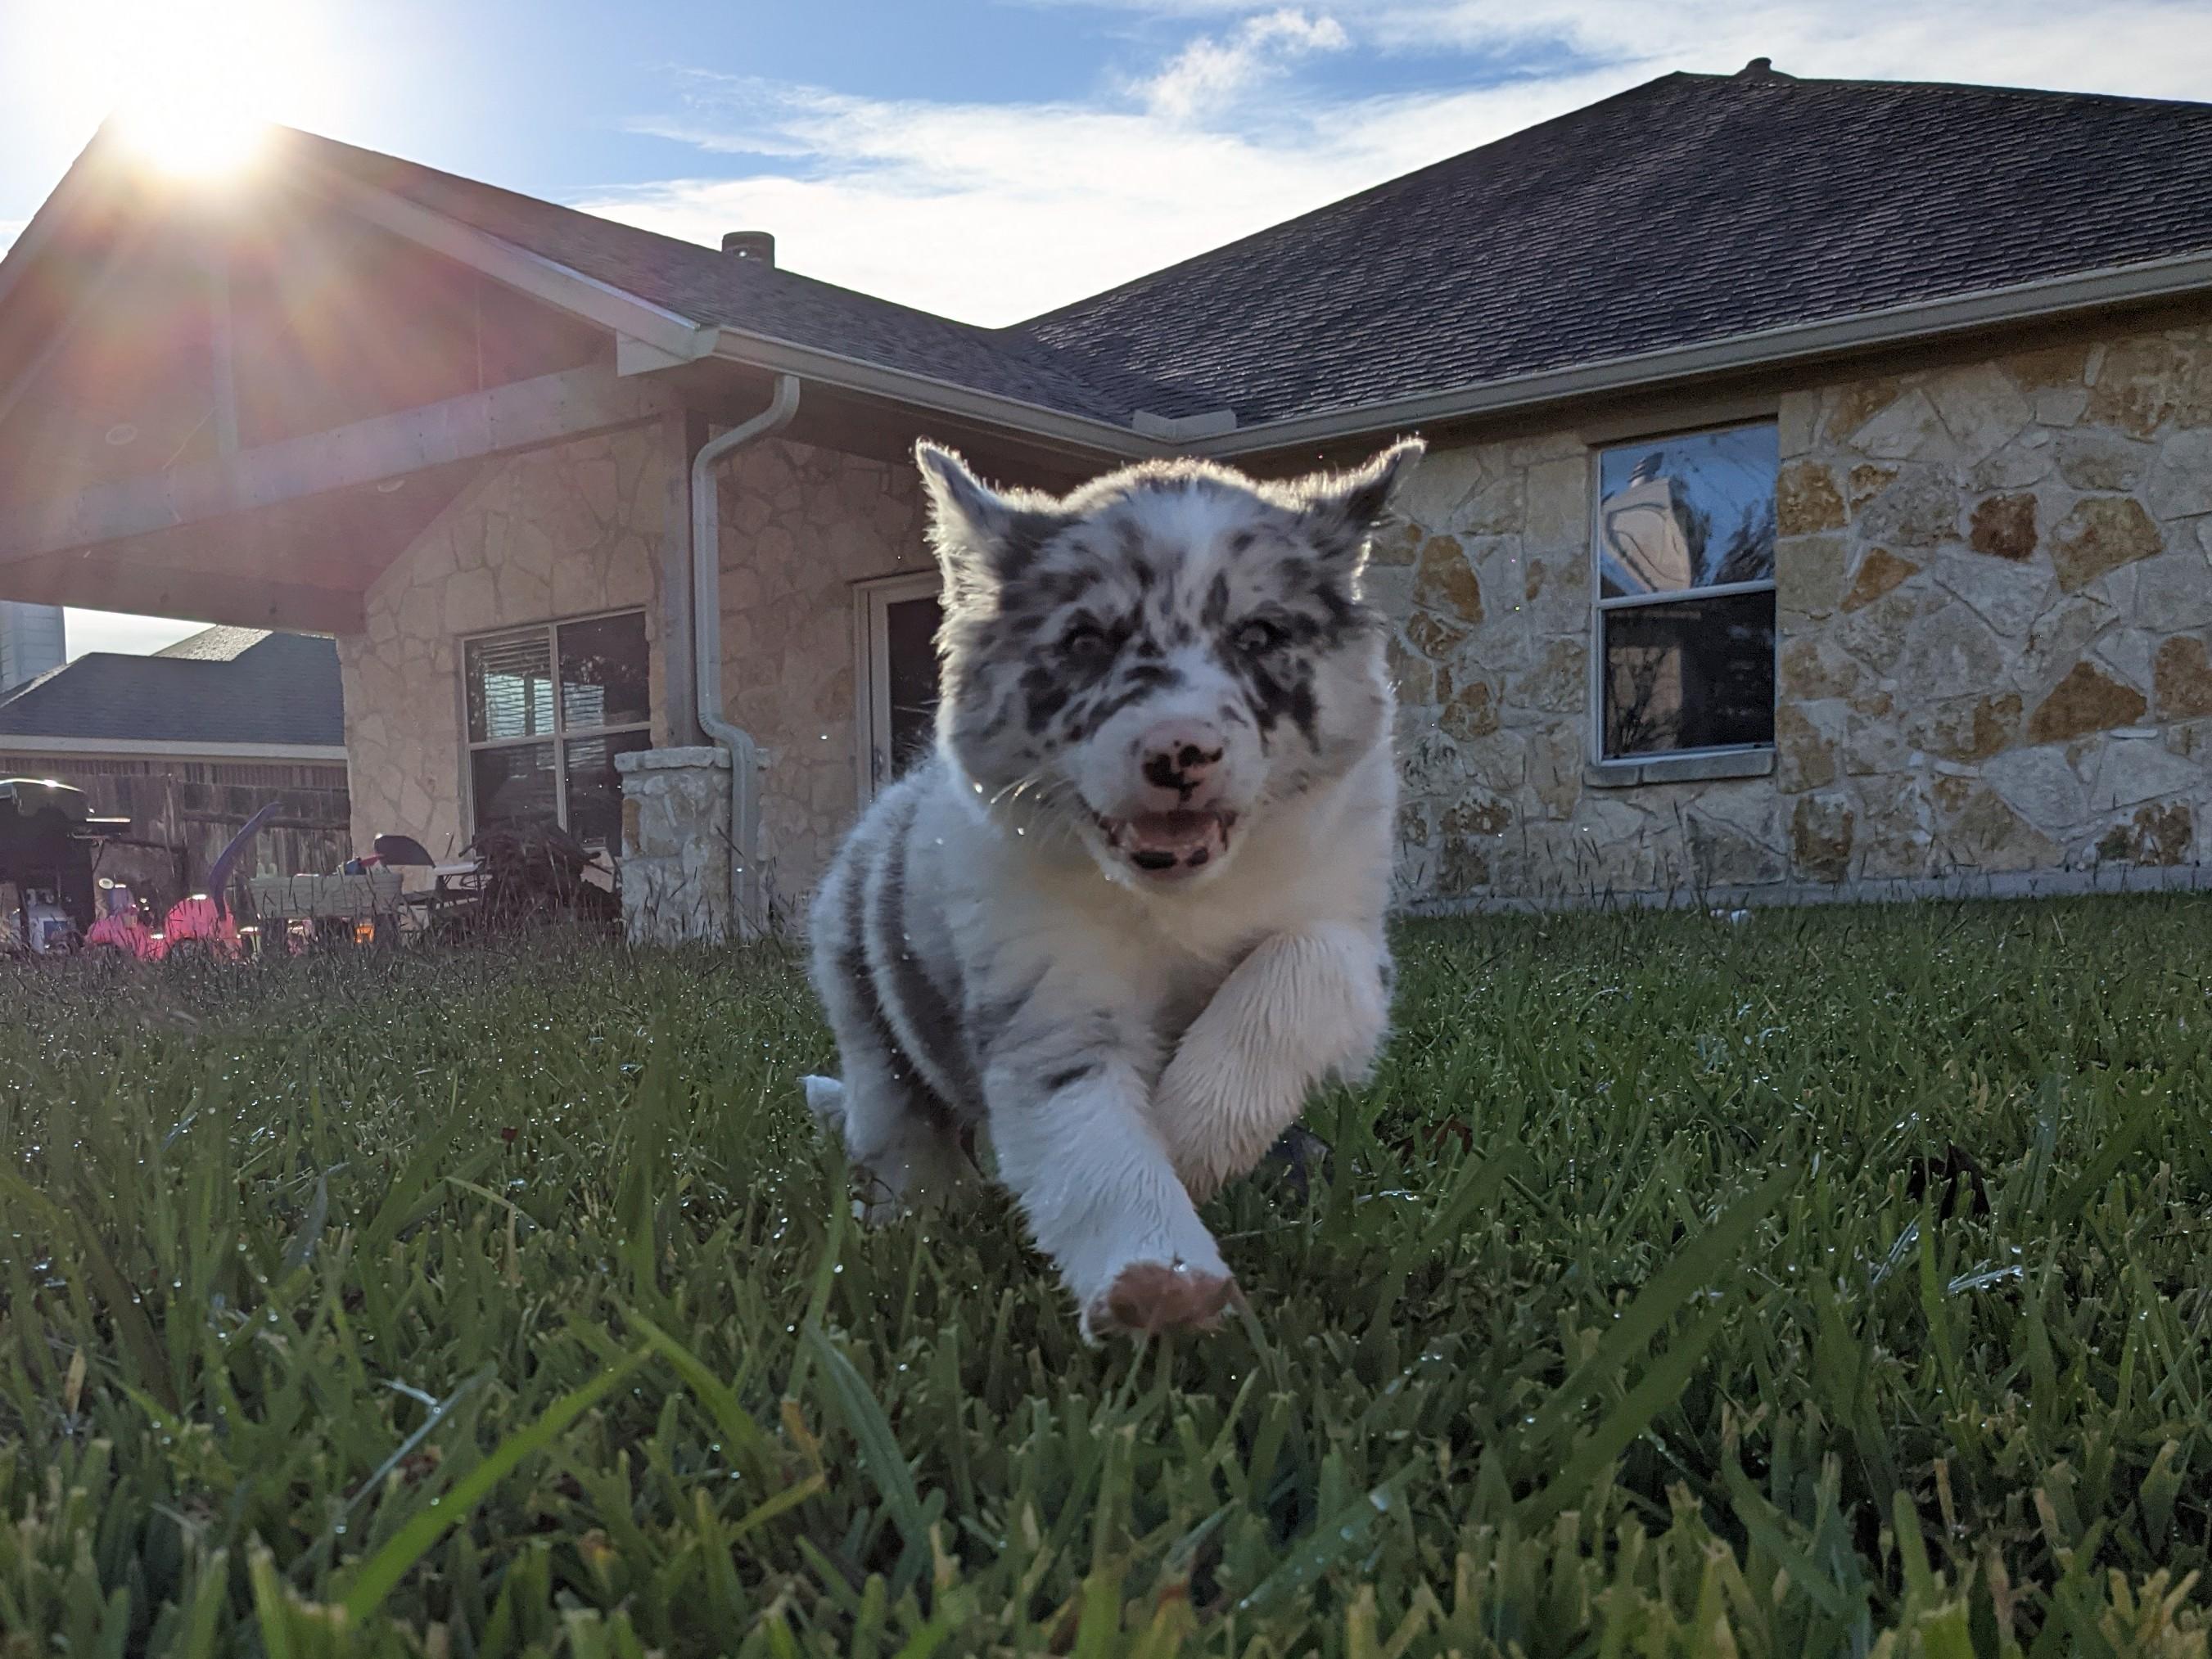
1084;1260;1242;1340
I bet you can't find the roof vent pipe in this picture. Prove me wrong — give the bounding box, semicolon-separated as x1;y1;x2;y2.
722;231;776;267
691;373;801;938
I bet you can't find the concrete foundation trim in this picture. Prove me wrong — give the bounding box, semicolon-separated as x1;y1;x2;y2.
1405;860;2212;918
616;745;734;944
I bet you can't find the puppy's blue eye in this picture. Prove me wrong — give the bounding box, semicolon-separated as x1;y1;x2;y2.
1063;623;1110;657
1235;618;1286;656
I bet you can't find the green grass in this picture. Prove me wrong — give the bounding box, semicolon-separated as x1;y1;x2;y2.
2;895;2210;1657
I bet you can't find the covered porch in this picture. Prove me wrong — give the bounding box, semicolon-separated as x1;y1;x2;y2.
0;125;1149;940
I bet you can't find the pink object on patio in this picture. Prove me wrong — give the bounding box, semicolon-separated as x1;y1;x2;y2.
161;895;242;958
84;913;159;959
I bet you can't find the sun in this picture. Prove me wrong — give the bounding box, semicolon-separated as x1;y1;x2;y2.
80;0;323;177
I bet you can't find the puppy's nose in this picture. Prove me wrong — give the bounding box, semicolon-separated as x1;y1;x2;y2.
1135;721;1226;807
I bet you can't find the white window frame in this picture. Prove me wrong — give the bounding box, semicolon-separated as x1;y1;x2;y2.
1588;419;1781;769
851;571;943;805
461;606;652;841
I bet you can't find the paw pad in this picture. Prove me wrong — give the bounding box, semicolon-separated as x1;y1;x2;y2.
1088;1260;1241;1338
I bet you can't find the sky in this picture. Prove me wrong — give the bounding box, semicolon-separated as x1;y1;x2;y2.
3;0;2210;659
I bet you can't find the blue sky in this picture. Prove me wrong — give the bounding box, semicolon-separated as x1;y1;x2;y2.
4;0;2209;657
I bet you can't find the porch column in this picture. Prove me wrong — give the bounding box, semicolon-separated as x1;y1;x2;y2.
616;746;731;944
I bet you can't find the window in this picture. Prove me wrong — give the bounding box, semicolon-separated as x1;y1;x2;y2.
1593;422;1777;761
463;611;651;848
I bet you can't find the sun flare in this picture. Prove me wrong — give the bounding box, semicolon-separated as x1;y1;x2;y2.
62;0;323;178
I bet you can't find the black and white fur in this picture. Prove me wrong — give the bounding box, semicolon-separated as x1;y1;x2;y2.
804;437;1422;1339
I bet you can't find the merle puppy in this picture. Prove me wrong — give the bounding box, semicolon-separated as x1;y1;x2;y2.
805;436;1421;1338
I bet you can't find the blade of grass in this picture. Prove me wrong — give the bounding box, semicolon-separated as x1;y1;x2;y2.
341;1347;650;1622
1721;1460;1862;1624
800;1323;927;1545
279;1165;341;1278
0;1172;174;1409
1517;1299;1730;1527
1527;1166;1790;1446
1234;1466;1413;1618
622;1304;777;1481
2051;1080;2165;1225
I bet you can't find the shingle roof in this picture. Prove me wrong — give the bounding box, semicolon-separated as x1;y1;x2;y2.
292;68;2212;433
280;130;1178;426
0;628;343;748
1013;68;2212;428
43;67;2212;442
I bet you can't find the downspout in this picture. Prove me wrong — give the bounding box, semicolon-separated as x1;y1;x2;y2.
691;373;801;938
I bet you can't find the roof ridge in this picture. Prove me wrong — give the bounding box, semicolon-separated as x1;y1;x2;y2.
1678;65;2212;115
279;128;1042;344
0;657;73;709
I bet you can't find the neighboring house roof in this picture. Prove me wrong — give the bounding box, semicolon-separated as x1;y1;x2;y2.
0;628;343;749
290;65;2212;435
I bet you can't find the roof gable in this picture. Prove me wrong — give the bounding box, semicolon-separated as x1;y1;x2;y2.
282;129;1179;426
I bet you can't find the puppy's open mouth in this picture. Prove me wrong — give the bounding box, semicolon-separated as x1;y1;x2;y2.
1093;809;1237;876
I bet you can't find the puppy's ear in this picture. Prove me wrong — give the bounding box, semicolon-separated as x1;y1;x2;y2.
915;441;1070;593
1293;437;1427;562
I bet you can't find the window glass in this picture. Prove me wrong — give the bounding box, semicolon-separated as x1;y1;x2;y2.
562;729;654;850
469;742;558;832
1601;591;1777;759
1598;423;1778;599
557;613;650;733
466;632;554;744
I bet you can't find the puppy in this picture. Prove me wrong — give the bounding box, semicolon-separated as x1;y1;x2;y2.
805;437;1421;1338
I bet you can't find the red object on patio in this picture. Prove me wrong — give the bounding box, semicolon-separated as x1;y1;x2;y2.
84;913;159;959
161;895;242;958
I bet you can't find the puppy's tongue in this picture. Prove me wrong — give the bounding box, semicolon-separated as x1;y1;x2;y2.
1122;810;1226;871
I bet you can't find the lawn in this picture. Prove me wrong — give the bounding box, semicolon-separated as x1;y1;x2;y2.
2;896;2210;1657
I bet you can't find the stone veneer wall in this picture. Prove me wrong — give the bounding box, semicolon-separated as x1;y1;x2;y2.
337;318;2210;922
337;426;670;861
1383;309;2212;907
714;437;930;926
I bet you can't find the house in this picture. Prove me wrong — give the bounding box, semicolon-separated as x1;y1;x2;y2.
0;61;2207;940
0;626;350;909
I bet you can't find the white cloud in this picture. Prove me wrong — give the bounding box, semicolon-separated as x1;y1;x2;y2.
0;219;23;255
578;0;2212;328
585;65;1628;325
1140;9;1351;122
